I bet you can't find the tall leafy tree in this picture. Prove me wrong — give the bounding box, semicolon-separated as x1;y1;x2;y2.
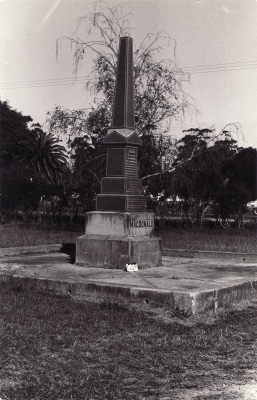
0;100;32;169
54;1;193;137
0;101;68;215
18;125;68;185
224;147;257;200
142;126;238;197
163;128;240;224
48;2;195;169
0;100;33;213
218;147;257;224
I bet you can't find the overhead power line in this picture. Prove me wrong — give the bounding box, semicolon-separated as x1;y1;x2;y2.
189;66;257;75
0;76;91;90
182;60;257;71
0;76;85;85
0;60;257;90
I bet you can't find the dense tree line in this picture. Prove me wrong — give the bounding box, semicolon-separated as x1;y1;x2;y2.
149;129;256;226
1;99;256;226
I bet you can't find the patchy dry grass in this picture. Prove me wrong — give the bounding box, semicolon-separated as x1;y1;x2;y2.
0;222;84;248
156;226;257;253
0;281;257;400
0;222;257;254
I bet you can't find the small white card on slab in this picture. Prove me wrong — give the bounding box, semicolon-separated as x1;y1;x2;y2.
126;263;138;272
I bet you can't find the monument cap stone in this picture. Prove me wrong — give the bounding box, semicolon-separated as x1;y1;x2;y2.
103;130;142;146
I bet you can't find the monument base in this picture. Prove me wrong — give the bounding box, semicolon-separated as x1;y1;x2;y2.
76;234;162;269
76;211;162;269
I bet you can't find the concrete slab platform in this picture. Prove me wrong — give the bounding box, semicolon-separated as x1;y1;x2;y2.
0;251;257;314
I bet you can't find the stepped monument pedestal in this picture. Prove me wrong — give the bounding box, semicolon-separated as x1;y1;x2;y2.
76;37;162;269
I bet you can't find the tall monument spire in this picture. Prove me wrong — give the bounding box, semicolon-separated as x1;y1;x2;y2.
76;35;162;269
97;36;145;212
112;36;135;130
104;36;141;145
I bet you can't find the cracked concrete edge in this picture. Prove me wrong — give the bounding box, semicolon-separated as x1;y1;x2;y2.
163;248;257;262
0;244;63;257
0;272;190;307
191;280;257;314
0;272;256;314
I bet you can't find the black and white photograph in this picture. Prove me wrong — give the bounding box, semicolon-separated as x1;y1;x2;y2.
1;1;257;399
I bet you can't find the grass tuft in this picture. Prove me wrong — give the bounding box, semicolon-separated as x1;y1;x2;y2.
99;296;130;313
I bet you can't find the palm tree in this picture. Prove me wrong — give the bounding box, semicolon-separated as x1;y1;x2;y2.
18;126;68;184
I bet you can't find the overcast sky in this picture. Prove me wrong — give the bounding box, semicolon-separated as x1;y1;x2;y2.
1;0;257;148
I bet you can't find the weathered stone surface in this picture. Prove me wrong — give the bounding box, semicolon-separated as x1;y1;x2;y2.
101;177;142;195
85;212;155;236
1;252;257;313
76;234;162;269
96;144;146;212
104;130;142;146
96;194;146;212
112;37;134;130
105;147;139;178
95;37;146;214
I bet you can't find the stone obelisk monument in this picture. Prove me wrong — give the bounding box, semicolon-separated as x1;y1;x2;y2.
76;37;162;269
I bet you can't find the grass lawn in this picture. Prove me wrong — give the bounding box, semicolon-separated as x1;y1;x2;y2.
155;226;257;253
0;222;84;248
0;282;257;400
0;222;256;253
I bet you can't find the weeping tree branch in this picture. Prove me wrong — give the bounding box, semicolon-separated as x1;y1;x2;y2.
141;123;242;181
54;1;196;138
